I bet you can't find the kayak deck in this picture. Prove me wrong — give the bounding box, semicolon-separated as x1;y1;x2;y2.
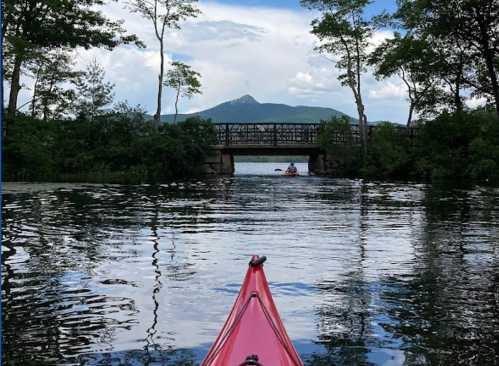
201;256;303;366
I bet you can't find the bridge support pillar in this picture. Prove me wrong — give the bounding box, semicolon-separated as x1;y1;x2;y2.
308;153;326;176
202;149;234;175
221;152;234;175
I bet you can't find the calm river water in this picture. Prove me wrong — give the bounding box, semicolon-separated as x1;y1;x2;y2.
2;163;499;365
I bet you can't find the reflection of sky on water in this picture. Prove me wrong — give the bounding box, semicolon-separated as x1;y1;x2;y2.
235;161;309;175
2;169;499;365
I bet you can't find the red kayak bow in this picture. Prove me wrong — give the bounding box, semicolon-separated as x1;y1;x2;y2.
201;256;303;366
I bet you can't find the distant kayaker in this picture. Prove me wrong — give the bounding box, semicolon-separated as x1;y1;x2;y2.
286;162;298;175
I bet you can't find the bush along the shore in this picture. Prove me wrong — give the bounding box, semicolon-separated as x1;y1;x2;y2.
3;113;216;183
319;110;499;186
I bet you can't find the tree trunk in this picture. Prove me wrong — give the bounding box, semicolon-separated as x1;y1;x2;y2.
407;103;414;127
43;75;56;121
7;54;23;120
31;67;42;117
356;102;367;159
482;47;499;117
173;87;180;124
454;54;463;113
477;14;499;117
153;39;164;126
354;35;367;160
454;79;463;113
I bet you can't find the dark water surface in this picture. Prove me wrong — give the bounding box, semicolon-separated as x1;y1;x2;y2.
2;164;499;365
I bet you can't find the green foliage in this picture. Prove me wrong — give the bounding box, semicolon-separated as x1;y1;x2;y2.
165;62;202;97
319;116;361;176
363;122;411;179
368;34;444;125
2;115;59;180
128;0;201;123
28;49;81;120
3;114;216;183
3;0;143;118
319;116;354;151
3;0;142;52
302;0;374;157
75;59;115;120
318;111;499;185
391;0;499;116
415;111;499;185
165;61;202;123
304;0;372;88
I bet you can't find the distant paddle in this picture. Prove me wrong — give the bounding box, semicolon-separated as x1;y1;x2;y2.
274;168;282;172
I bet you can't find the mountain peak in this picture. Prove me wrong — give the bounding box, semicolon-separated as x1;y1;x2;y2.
230;94;259;104
161;95;355;123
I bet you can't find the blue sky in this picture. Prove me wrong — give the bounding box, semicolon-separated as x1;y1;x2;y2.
214;0;398;14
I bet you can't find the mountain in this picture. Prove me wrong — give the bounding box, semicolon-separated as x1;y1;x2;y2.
161;95;356;123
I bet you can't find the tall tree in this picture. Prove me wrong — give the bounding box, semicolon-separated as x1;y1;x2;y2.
128;0;200;125
27;50;80;120
75;59;115;120
301;0;373;159
369;34;441;126
395;0;499;117
2;0;141;120
164;61;201;124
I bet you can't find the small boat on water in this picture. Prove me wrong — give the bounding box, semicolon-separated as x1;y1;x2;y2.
284;171;299;177
201;256;304;366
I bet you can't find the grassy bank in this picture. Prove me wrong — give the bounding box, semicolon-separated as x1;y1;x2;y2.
3;113;216;184
319;111;499;186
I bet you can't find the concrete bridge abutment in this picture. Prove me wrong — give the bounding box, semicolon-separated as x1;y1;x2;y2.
308;153;326;176
202;149;234;175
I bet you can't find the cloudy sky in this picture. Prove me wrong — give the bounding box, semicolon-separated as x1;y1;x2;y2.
21;0;416;122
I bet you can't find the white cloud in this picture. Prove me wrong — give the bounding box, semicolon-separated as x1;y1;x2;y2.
294;72;313;83
9;0;410;123
368;30;395;50
369;81;406;99
466;96;487;109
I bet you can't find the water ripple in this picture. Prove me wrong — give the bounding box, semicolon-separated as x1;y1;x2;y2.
3;168;499;365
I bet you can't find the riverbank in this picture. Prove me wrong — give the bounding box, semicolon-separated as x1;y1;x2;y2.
318;111;499;186
3;110;499;186
3;114;216;183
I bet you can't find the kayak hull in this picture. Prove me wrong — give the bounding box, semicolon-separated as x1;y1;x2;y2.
201;256;303;366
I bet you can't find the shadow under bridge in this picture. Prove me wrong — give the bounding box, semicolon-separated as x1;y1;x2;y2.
206;123;327;175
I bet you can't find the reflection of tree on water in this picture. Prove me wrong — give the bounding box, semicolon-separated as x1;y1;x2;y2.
144;194;164;364
2;238;17;363
1;189;140;364
378;188;499;365
142;189;197;364
309;182;372;365
3;183;224;365
81;348;197;365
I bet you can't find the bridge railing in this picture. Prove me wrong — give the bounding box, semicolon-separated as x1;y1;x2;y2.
214;122;412;147
214;123;322;146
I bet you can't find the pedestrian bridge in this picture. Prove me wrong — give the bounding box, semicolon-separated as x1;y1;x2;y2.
205;122;368;175
213;122;368;148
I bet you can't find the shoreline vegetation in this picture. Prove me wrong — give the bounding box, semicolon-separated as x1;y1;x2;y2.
2;0;499;186
319;112;499;186
3;113;216;184
4;110;499;186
